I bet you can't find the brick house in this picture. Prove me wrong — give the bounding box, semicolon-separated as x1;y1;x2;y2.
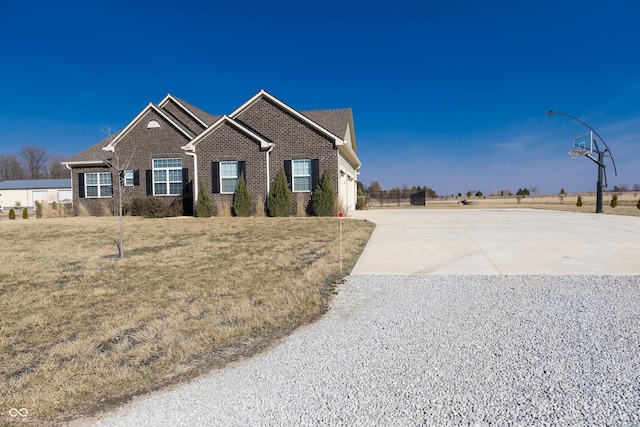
63;90;361;216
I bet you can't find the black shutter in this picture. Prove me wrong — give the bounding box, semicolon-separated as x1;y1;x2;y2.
284;160;292;189
146;170;153;196
182;168;190;196
119;170;125;186
212;162;220;193
238;161;246;182
78;173;85;198
133;170;140;186
311;159;320;191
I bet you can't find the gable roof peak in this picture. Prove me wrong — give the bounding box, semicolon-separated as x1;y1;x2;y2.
158;94;211;129
229;90;344;146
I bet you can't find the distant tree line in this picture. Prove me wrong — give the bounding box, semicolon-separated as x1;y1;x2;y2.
612;183;640;193
0;146;69;181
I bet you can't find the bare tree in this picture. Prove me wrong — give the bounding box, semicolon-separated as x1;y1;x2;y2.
19;146;48;179
48;154;70;179
100;125;135;259
618;183;629;192
0;153;26;180
367;180;382;194
530;186;538;203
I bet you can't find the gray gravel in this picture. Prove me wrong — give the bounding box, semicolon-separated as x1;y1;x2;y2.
94;275;640;426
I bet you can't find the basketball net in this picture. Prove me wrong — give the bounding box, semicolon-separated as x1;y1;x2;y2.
568;149;586;159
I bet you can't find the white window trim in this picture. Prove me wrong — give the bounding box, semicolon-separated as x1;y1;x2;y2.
220;161;238;194
85;172;112;198
153;158;182;196
292;159;311;192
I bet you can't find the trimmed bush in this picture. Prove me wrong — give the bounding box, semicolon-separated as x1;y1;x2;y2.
576;195;583;207
311;169;335;216
233;175;252;217
35;201;43;218
130;197;167;218
130;198;145;217
146;197;167;218
611;194;618;208
9;208;16;220
637;198;640;209
268;167;292;217
22;208;28;219
195;183;214;217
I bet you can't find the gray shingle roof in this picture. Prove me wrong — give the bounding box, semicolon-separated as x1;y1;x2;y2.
67;97;353;164
0;179;71;190
173;96;222;126
300;108;352;139
65;135;114;163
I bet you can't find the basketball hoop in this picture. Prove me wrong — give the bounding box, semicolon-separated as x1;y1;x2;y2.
568;149;586;158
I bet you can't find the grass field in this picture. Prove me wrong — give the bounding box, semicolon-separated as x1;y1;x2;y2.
370;191;640;217
0;216;374;425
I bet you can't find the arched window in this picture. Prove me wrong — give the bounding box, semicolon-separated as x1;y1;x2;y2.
147;120;161;129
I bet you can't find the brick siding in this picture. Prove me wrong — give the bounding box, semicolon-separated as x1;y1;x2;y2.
72;109;194;216
233;97;339;215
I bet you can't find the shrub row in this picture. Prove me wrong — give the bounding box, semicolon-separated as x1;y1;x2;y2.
5;207;28;219
130;197;183;218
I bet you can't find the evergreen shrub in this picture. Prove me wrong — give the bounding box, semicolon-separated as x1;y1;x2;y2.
576;195;583;207
9;208;16;220
268;167;292;217
311;170;335;216
22;208;28;219
610;194;618;208
233;175;252;217
195;183;214;217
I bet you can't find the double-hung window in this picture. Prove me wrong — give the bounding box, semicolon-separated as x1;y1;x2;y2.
153;158;182;196
85;172;112;198
220;161;238;194
292;159;311;192
124;170;135;187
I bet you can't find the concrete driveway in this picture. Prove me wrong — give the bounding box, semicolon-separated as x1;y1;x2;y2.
349;209;640;275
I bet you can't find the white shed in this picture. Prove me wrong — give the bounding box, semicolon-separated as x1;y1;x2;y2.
0;179;72;211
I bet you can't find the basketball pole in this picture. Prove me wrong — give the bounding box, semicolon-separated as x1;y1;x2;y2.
547;110;617;214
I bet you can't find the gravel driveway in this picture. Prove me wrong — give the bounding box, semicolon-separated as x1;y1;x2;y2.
94;275;640;426
90;210;640;426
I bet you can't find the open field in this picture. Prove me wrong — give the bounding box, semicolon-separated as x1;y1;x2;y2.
0;216;374;425
369;192;640;217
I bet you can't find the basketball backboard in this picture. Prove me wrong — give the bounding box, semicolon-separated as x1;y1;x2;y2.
569;131;593;158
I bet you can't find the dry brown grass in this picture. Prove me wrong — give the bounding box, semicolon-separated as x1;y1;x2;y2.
0;216;374;425
371;192;640;217
254;196;265;217
215;198;232;217
294;196;307;217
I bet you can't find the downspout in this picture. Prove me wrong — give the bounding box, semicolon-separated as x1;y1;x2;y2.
264;143;275;212
64;162;74;213
265;143;275;195
184;150;198;215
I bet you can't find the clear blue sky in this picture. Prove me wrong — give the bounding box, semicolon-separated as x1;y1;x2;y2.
1;1;639;195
